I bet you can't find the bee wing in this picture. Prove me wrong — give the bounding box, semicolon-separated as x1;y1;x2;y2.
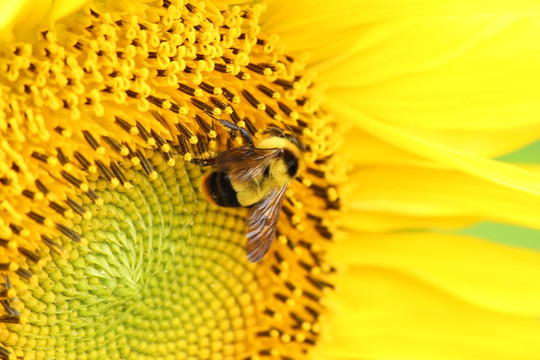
245;186;288;263
217;147;282;184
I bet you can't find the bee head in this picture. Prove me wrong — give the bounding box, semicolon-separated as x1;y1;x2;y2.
262;124;305;152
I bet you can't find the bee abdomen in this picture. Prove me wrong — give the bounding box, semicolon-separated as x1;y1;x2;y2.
203;171;241;207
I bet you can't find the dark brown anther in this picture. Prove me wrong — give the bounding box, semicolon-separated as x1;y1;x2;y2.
243;117;258;136
26;211;45;225
135;149;154;176
55;148;69;165
41;235;64;254
61;170;83;188
65;197;86;216
82;130;101;151
95;160;114;181
169;102;181;114
146;95;165;107
209;97;228;110
265;105;278;119
21;189;36;199
191;98;216;115
31;151;49;163
8;224;23;235
56;223;81;243
199;82;218;94
214;63;228;73
221;87;236;102
109;162;127;185
175;122;195;141
114;116;136;133
274;79;294;90
15;267;32;280
229;108;241;124
178;83;197;96
246;63;266;75
48;201;67;216
257;84;278;99
73;151;91;170
101;136;123;153
194;115;214;135
241;90;263;110
136;121;152;144
19;248;41;263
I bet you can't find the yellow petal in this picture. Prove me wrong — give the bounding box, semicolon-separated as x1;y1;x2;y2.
343;125;540;165
46;0;90;23
264;0;540;157
343;128;441;167
347;163;540;230
316;232;540;359
332;232;540;314
0;0;88;43
341;210;477;233
346;109;540;197
318;268;540;360
265;0;540;66
262;0;364;63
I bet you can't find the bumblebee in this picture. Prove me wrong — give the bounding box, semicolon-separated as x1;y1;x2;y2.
200;120;303;263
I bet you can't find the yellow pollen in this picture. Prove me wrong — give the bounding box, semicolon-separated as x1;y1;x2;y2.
281;334;291;343
270;349;280;357
7;240;17;251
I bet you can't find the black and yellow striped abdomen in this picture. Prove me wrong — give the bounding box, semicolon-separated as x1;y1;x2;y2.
202;171;241;207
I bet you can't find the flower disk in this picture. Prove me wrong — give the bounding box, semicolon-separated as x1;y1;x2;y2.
0;1;343;359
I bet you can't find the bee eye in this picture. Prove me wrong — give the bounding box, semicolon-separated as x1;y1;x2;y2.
282;149;299;177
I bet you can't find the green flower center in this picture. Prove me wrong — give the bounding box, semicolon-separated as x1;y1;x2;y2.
10;157;261;359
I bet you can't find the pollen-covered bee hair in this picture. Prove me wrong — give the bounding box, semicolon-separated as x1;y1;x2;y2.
198;119;303;263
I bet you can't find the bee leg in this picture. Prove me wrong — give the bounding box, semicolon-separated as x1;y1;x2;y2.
216;119;254;147
238;127;254;147
190;157;217;167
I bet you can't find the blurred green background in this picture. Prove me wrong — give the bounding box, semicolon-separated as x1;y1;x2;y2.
459;140;540;251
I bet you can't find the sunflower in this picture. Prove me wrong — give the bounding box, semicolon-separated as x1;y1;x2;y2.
2;1;540;360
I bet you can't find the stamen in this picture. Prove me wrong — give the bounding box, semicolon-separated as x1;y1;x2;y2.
73;151;92;170
175;123;198;144
49;201;68;216
114;116;138;134
257;84;280;99
65;197;88;218
199;82;221;95
241;90;265;111
82;130;106;154
41;234;64;254
222;87;239;103
56;223;81;243
19;247;41;263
